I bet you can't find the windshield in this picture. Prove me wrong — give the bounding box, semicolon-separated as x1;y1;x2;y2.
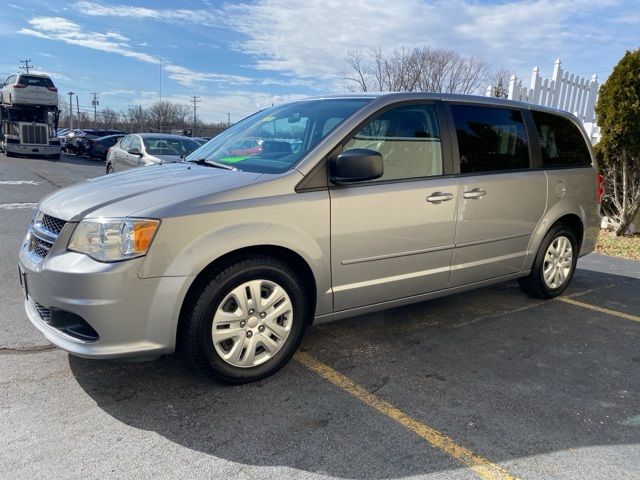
143;137;200;156
185;98;372;173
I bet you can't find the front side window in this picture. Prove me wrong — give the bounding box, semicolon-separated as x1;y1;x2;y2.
186;98;372;174
531;111;591;167
120;135;133;150
130;136;142;150
452;105;529;174
344;104;443;181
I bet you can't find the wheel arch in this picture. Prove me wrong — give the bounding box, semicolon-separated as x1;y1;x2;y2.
525;209;585;270
177;244;318;337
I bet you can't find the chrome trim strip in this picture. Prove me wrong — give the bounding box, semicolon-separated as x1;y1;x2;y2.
454;232;530;248
30;223;57;243
333;265;450;293
341;244;454;265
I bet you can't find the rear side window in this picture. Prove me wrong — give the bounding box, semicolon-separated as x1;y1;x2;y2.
345;104;443;181
451;105;529;174
531;111;591;167
18;75;54;88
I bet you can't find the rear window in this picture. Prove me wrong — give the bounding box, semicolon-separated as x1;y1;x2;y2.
451;105;529;174
531;111;591;167
19;75;54;88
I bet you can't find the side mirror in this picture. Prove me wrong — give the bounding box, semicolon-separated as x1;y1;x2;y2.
127;147;142;156
329;149;383;184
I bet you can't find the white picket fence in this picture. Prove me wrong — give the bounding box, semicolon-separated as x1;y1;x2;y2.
486;59;600;143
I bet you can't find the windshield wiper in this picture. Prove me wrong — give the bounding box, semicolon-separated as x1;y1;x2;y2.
186;158;237;171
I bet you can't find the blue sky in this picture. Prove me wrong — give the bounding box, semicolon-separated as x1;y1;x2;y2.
1;0;638;123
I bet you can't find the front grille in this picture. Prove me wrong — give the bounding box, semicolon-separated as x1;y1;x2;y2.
20;124;48;145
30;235;53;259
34;303;51;323
41;214;65;236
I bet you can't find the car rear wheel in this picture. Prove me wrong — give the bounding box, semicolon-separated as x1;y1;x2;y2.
179;255;309;383
518;224;578;299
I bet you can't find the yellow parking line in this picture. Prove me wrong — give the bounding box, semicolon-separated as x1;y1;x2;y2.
559;297;640;323
295;351;521;480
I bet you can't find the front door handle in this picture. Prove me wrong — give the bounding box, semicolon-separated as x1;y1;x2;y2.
426;192;454;203
463;188;487;199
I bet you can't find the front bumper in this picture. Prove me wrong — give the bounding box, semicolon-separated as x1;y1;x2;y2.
19;237;193;359
6;144;60;156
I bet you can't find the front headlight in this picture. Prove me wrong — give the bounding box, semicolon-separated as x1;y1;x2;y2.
68;218;160;262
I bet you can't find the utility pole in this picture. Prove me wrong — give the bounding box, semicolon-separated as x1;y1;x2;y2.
191;96;200;136
76;95;80;128
158;57;164;133
227;113;231;127
67;92;75;129
19;59;33;74
91;93;99;127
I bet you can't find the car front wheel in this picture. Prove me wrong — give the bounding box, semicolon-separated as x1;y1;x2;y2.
179;255;309;383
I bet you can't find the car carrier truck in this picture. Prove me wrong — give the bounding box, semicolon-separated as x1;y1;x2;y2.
0;104;61;159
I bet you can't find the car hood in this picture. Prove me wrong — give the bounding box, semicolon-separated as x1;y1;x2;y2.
39;162;264;222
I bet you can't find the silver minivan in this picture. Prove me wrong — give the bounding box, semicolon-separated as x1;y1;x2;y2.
18;93;601;383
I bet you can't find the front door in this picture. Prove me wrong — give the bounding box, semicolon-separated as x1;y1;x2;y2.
330;103;457;311
448;104;547;287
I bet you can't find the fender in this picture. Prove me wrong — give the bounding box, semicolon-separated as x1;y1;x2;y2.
138;190;333;316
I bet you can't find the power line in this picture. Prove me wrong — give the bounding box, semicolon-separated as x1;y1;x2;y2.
191;95;200;136
19;59;33;74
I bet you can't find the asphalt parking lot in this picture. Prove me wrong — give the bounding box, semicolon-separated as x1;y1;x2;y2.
1;153;639;480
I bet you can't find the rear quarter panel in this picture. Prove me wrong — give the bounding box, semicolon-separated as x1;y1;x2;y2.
524;166;600;269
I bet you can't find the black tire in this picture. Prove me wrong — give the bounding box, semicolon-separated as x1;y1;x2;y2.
49;154;61;160
5;150;15;158
106;164;114;174
518;224;578;299
179;255;309;383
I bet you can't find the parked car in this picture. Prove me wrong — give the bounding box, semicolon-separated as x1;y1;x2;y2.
1;73;58;106
75;129;125;155
85;134;126;161
61;129;82;153
18;94;601;384
105;133;200;173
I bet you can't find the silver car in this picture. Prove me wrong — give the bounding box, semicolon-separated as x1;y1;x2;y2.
105;133;200;173
18;93;601;383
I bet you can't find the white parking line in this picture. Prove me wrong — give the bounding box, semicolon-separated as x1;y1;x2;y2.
0;181;42;185
0;203;37;210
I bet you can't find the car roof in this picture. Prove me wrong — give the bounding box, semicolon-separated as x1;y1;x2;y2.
17;72;52;79
292;92;583;123
135;133;198;140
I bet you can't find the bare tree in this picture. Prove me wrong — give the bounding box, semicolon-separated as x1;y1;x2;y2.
174;104;193;130
342;46;490;94
148;101;179;132
488;66;513;99
100;108;119;129
601;150;640;235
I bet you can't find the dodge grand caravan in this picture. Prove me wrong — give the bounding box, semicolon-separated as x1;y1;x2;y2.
18;93;601;383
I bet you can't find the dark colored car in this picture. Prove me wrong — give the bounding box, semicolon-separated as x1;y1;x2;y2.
86;134;126;161
75;129;126;155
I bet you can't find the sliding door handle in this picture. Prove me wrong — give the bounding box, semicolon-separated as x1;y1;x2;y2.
463;188;487;199
426;192;454;203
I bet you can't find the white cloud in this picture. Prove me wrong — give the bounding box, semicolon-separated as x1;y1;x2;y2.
224;0;624;80
73;1;219;26
18;16;251;87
